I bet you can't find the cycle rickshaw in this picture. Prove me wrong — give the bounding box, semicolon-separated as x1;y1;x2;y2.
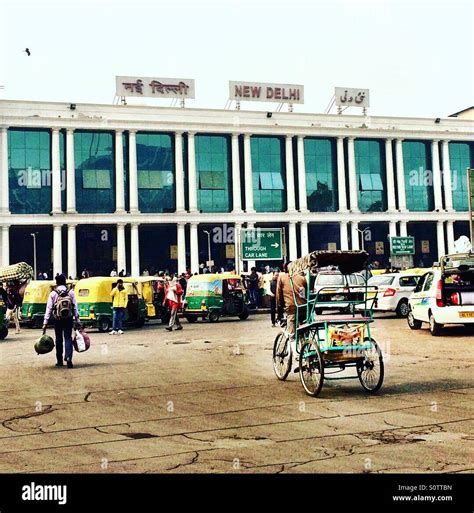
272;250;384;397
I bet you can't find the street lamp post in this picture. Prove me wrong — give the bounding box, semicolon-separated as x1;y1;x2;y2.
30;233;37;279
203;230;212;268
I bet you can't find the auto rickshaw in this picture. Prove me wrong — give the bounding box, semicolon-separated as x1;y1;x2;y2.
21;280;76;328
74;277;147;332
134;276;170;323
184;273;249;323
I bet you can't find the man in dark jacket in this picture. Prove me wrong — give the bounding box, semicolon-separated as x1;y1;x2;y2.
270;271;282;327
247;267;259;308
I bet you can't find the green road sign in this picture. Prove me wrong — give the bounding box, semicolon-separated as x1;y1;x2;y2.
390;236;415;256
241;228;283;260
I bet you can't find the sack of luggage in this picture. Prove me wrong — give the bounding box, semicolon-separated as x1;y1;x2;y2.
53;288;74;320
35;334;55;354
0;262;34;282
73;328;90;352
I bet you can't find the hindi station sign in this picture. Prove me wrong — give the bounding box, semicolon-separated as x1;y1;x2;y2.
116;76;195;99
229;81;304;104
335;87;370;108
241;229;283;260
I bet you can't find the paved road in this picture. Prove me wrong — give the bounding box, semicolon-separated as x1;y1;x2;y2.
0;313;472;474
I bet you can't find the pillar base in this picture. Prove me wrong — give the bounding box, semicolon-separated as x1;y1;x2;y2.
232;209;244;214
337;209;349;214
286;209;298;214
245;209;256;214
175;208;186;214
51;209;63;215
115;209;126;214
66;209;77;214
350;208;361;214
129;209;141;214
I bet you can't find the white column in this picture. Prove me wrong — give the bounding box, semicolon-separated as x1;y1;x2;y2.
175;132;185;212
231;134;243;213
129;130;139;213
234;222;243;274
131;223;140;276
297;136;308;212
53;224;62;276
432;140;443;210
436;220;446;260
300;221;309;256
288;222;298;260
340;221;349;250
389;220;397;239
0;128;9;214
385;139;396;211
66;129;76;213
188;132;198;213
246;222;256;270
285;135;296;212
51;128;62;214
446;221;455;254
177;222;186;274
337;137;348;212
115;130;125;213
116;223;126;275
441;140;453;211
190;222;199;274
395;139;407;211
350;221;360;250
399;221;408;237
67;224;76;279
347;137;359;212
1;225;9;267
243;134;255;213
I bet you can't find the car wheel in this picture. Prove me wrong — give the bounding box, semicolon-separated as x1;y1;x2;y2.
429;312;443;336
395;299;409;318
407;308;422;330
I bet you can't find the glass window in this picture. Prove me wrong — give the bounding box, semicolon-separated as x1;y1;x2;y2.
195;135;230;212
399;276;419;287
304;138;337;212
355;139;386;212
423;273;434;291
251;136;286;212
403;141;434;212
368;275;395;286
449;142;473;211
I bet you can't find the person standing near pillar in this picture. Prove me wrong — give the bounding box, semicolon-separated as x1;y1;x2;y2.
110;279;128;335
164;275;183;331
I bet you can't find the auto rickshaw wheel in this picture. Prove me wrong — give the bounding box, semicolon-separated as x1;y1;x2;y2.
299;340;324;397
0;326;8;340
357;338;384;393
34;318;43;329
209;311;220;323
98;317;111;332
185;315;198;323
238;308;249;320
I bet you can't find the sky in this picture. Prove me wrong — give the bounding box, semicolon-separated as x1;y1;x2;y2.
0;0;473;118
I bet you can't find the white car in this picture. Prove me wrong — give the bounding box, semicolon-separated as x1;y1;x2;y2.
313;271;366;314
366;273;420;317
407;253;474;336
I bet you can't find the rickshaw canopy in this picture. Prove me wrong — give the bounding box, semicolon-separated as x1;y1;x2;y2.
288;250;369;276
23;280;76;303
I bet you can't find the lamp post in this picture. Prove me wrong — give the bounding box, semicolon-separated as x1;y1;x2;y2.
30;233;37;279
355;227;370;252
203;230;212;268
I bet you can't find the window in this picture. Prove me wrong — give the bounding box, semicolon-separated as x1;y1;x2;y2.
399;276;419;287
423;273;434;291
251;136;286;212
355;139;386;212
138;170;171;189
369;275;395;286
449;142;473;211
82;169;112;189
403;141;434;212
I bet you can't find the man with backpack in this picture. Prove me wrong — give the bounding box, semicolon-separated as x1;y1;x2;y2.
42;274;80;368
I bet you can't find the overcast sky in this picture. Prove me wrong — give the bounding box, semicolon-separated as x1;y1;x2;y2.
1;0;473;118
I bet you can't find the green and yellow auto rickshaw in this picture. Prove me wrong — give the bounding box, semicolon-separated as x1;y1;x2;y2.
75;277;147;332
134;276;170;324
184;273;250;323
21;280;76;328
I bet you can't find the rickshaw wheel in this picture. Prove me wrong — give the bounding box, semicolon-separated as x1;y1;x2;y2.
299;340;324;397
185;315;198;323
0;326;8;340
272;332;292;381
357;338;384;393
98;318;111;332
209;311;220;323
238;308;249;320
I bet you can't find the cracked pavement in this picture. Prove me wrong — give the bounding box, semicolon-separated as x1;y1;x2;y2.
0;314;472;473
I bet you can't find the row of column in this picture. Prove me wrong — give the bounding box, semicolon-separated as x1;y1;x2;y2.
0;127;457;215
0;220;457;276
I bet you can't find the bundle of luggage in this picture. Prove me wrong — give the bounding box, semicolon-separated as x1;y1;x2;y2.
0;262;34;282
288;250;368;276
327;323;365;347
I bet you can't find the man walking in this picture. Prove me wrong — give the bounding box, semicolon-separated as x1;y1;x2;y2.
42;274;79;368
164;275;183;331
247;267;259;308
110;279;128;335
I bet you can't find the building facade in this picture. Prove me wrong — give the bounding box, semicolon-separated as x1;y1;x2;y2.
0;99;473;277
